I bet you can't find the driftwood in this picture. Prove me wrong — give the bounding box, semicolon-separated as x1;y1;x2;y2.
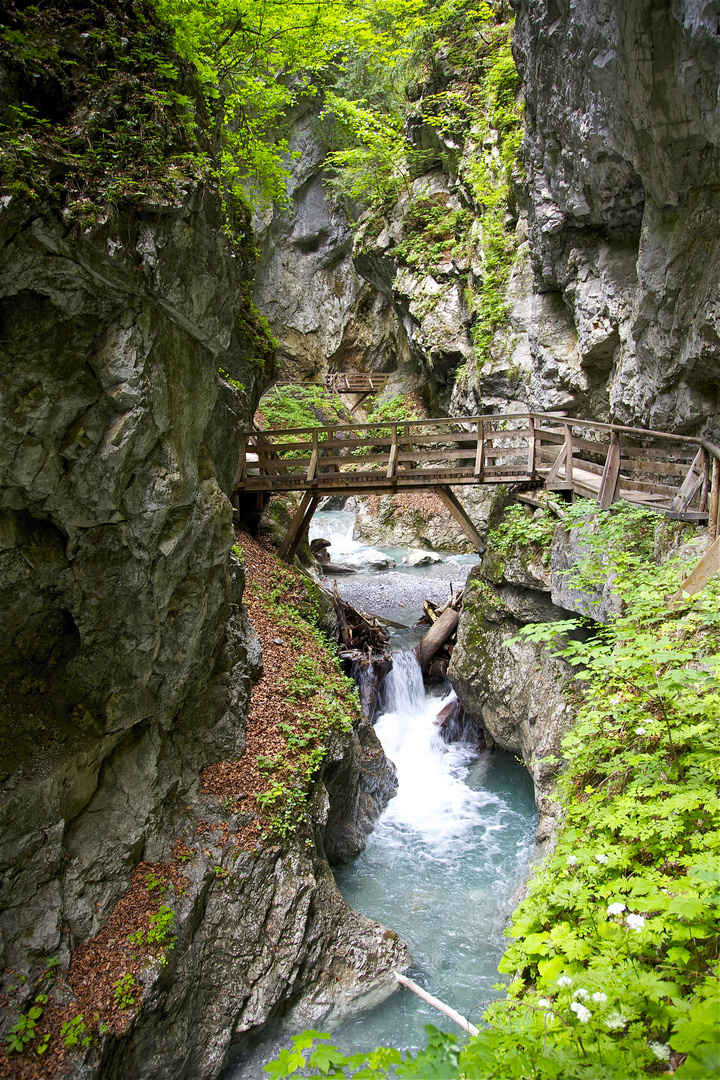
332;583;390;653
414;588;464;676
394;972;479;1036
415;607;459;674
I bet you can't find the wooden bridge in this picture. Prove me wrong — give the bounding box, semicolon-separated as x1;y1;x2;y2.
232;412;720;567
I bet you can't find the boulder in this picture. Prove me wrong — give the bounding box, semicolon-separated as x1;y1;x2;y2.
402;548;444;566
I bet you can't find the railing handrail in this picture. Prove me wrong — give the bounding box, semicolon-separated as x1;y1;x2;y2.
244;411;718;455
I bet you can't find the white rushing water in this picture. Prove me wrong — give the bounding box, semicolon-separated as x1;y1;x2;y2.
333;651;537;1055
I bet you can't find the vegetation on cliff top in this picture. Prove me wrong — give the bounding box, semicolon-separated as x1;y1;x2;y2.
266;504;720;1078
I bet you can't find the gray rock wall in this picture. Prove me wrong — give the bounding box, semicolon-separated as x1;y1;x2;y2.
253;105;412;383
0;181;405;1078
504;0;720;436
448;558;578;845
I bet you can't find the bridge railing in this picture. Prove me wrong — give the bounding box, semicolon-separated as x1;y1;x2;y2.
233;412;720;528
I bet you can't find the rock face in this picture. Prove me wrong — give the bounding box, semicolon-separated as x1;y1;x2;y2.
253;104;413;383
502;0;720;438
0;186;268;973
448;536;580;843
354;488;502;554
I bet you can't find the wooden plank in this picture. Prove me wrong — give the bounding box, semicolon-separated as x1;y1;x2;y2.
483;428;535;441
668;536;720;608
278;493;315;562
598;431;621;509
435;485;485;552
619;458;692;478
613;444;697;461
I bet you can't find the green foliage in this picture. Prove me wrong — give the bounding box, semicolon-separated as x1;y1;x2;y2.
113;972;139;1010
266;505;720;1077
487;504;558;565
0;1;211;222
259;384;347;434
5;994;50;1056
156;0;428;206
60;1014;91;1052
127;903;175;955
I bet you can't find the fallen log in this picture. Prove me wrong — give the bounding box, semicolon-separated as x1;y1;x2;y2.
394;972;479;1036
414;606;459;674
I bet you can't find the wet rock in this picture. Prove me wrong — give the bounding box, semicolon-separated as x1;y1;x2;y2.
334;549;397;572
448;565;579;846
402;548;444;566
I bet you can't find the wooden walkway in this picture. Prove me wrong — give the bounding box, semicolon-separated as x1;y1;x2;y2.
232;412;720;561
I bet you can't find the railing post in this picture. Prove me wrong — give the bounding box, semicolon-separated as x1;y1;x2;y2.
527;417;536;479
709;456;719;545
307;430;319;483
387;424;399;479
474;420;485;479
564;423;574;485
597;431;621;510
699;447;710;512
232;434;247;490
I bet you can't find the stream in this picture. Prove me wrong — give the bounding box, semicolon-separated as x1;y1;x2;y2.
312;510;538;1053
226;510;537;1074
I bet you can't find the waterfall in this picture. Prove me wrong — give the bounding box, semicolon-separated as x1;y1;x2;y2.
374;653;491;848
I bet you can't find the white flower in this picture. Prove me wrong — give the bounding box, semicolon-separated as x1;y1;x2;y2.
570;1002;592;1023
595;853;608;864
626;913;645;931
537;998;551;1008
635;726;647;735
605;1012;627;1030
650;1042;671;1062
566;855;578;866
592;992;608;1004
607;902;626;916
557;975;573;987
572;988;589;1000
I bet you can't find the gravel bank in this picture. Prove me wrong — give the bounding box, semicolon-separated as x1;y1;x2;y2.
323;564;475;624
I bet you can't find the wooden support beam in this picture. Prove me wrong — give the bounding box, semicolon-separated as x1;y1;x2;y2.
545;441;568;485
670;447;705;514
564;423;574;485
668;535;720;608
285;496;320;565
597;431;621;510
232;435;247;490
436;485;485;552
307;430;319;483
278;492;315;562
527;417;536;479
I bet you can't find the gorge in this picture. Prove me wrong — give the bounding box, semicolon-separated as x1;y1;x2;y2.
0;2;718;1079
